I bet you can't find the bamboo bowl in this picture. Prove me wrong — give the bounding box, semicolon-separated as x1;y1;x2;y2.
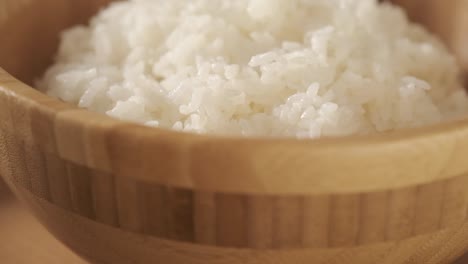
1;0;468;263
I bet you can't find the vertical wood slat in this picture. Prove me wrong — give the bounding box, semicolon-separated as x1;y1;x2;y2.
358;192;388;244
30;99;71;154
0;84;14;179
440;176;468;228
413;181;444;234
8;88;33;146
0;132;13;178
138;184;168;238
0;82;26;197
302;195;330;247
247;196;274;249
12;139;32;190
44;153;72;210
67;162;95;219
80;112;117;172
273;196;303;248
114;175;142;232
386;187;417;240
194;192;217;244
5;87;53;203
0;132;24;184
329;194;360;247
2;77;32;187
24;144;50;201
54;111;86;167
92;170;118;226
3;86;34;190
216;193;247;247
166;187;194;242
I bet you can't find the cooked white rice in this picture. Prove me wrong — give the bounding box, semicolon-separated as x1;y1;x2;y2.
39;0;468;138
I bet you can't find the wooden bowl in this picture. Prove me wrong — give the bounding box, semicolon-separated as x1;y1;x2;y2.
1;0;468;263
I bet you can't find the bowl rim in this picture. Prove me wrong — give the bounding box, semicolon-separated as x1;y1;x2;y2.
2;67;468;195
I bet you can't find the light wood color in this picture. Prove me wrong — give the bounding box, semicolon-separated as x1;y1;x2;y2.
4;182;468;264
0;0;468;263
3;181;466;264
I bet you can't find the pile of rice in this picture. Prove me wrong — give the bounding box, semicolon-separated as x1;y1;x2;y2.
40;0;468;138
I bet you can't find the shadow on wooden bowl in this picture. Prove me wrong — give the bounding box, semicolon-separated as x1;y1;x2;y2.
0;0;468;263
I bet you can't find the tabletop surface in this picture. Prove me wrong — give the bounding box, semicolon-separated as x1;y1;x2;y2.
0;181;85;264
0;181;467;264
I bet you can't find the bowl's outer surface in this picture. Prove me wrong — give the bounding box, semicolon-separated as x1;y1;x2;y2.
1;0;468;263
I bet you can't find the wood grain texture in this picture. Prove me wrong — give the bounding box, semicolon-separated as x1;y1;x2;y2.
9;182;468;264
3;145;468;249
0;0;468;263
4;181;468;264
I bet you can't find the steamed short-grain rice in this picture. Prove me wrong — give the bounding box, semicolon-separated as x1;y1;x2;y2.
39;0;468;138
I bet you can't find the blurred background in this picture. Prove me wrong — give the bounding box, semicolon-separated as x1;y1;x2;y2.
0;179;84;263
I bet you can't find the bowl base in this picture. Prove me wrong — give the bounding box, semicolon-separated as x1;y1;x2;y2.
7;181;467;264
